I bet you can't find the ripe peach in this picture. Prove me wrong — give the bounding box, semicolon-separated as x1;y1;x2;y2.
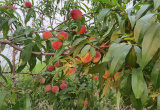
10;6;15;10
103;70;110;79
52;86;59;92
52;41;63;50
54;61;60;67
76;25;86;34
57;32;68;40
63;63;77;75
94;76;98;81
45;85;52;92
25;1;32;8
92;51;101;63
89;37;95;41
66;67;77;75
80;52;92;63
84;101;87;106
60;83;67;89
2;5;8;9
70;9;82;20
42;31;52;40
47;65;54;72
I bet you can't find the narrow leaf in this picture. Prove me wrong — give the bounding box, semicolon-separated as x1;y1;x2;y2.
101;78;112;98
132;68;145;99
142;23;160;69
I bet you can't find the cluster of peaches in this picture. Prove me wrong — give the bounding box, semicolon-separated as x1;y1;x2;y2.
1;1;32;10
45;80;67;93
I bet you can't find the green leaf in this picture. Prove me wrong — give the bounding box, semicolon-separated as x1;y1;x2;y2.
110;29;121;42
23;94;31;110
136;5;150;21
132;68;145;99
90;47;96;57
151;57;160;89
154;0;160;11
117;90;121;110
134;14;155;43
0;54;13;72
0;89;9;108
11;37;32;44
140;82;148;107
109;44;132;76
80;44;91;58
50;46;65;64
119;70;132;96
88;62;107;74
71;37;87;48
28;54;36;71
0;66;7;83
134;46;142;68
102;39;122;62
142;23;160;69
73;42;86;58
130;92;142;110
97;8;110;23
101;78;112;98
20;42;35;66
128;15;136;29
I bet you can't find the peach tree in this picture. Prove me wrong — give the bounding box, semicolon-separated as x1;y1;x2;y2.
0;0;160;110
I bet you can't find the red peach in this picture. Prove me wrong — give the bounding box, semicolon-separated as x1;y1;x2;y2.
52;86;59;92
54;61;60;67
60;83;67;89
47;65;54;72
70;9;82;20
57;32;68;40
81;52;92;63
94;76;98;81
25;1;32;8
76;25;86;34
42;31;52;40
66;67;77;75
84;101;87;106
2;5;8;9
45;85;52;92
63;63;77;75
52;41;63;50
10;6;15;10
92;51;101;63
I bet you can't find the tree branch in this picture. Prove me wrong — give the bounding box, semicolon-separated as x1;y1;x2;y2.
0;40;68;56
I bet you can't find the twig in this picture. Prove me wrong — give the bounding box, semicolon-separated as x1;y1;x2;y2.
90;44;107;54
0;40;68;56
2;71;39;75
0;82;7;89
12;48;16;88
